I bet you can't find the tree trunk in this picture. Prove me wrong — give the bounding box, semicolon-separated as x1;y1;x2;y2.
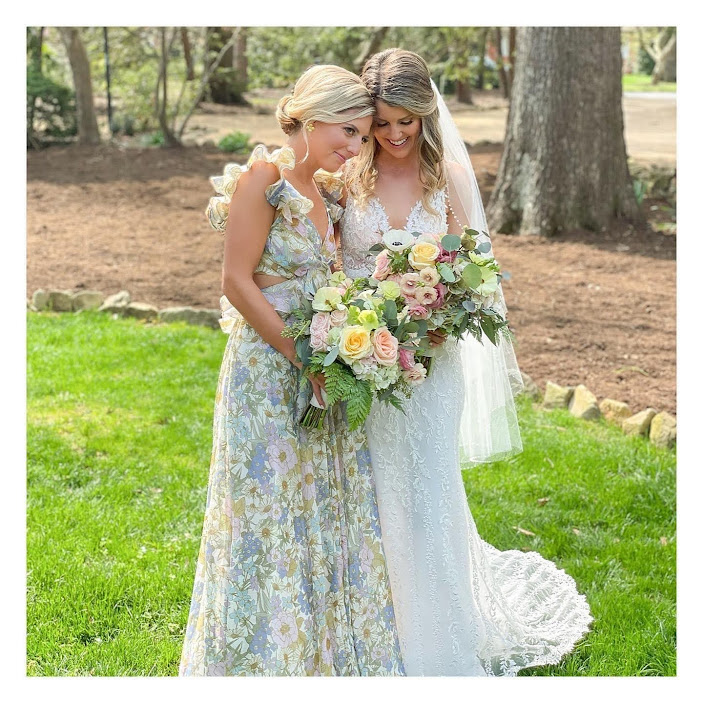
476;28;488;89
456;79;473;104
507;27;517;92
652;28;676;83
181;27;195;81
233;27;248;87
28;27;44;147
494;27;510;99
354;27;390;72
59;27;100;145
156;28;180;147
487;27;640;236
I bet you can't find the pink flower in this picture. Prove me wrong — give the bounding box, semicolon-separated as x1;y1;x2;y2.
400;272;421;296
407;304;429;319
372;250;391;281
398;348;415;371
427;283;448;310
437;248;457;263
371;327;399;367
415;286;439;306
386;273;402;285
329;308;348;327
310;312;332;351
402;362;428;386
419;267;440;286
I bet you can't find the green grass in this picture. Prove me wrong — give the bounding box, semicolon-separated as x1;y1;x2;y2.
26;311;676;676
623;73;677;93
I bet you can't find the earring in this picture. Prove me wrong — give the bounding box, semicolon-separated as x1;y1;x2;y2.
306;122;315;132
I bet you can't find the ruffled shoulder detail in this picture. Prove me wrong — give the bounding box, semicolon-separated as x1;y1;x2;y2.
206;144;296;232
314;170;345;223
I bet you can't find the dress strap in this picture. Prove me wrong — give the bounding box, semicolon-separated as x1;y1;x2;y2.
206;144;296;232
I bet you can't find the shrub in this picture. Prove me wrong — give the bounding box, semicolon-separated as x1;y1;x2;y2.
27;66;77;146
217;131;252;154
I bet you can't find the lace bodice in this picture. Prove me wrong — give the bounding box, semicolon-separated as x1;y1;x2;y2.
340;190;448;278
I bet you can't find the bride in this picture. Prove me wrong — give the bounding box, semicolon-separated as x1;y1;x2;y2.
340;48;593;676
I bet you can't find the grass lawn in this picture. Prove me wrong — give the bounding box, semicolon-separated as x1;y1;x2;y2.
26;312;676;676
623;73;677;93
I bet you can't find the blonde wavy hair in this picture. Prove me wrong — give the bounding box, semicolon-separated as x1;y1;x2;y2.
275;64;375;161
346;48;446;214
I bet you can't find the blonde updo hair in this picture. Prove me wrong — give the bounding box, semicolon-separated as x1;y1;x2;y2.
275;64;375;159
346;48;446;214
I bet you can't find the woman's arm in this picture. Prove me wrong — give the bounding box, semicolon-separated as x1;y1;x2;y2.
221;162;299;365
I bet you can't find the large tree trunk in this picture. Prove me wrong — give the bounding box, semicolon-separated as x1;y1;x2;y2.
156;28;180;147
455;80;473;104
487;27;640;236
59;27;100;145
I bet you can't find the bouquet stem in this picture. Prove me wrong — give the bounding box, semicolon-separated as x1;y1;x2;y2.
420;355;434;378
300;389;328;429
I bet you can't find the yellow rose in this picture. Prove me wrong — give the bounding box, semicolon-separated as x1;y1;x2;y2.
338;325;373;362
408;241;440;270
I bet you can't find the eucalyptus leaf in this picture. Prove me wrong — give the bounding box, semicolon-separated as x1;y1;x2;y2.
441;234;461;252
461;263;482;289
437;262;457;282
384;299;398;322
404;321;419;335
323;346;339;366
476;241;492;254
295;337;312;365
414;319;428;338
462;300;476;312
368;243;385;253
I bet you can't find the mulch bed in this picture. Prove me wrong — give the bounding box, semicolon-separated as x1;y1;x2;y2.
27;142;676;415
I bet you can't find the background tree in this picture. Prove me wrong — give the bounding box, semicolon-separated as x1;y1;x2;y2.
487;27;640;236
58;27;100;145
638;27;676;84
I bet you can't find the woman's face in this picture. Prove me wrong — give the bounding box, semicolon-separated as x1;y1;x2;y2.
372;99;422;160
309;114;373;172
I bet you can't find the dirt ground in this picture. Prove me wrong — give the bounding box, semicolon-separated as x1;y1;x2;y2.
27;94;676;416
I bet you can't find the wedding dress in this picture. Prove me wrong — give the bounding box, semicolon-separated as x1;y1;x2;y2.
340;189;593;676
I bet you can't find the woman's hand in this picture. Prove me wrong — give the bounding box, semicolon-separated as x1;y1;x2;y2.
428;330;447;347
308;372;327;408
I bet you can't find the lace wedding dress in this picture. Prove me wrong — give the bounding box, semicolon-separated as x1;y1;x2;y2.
340;190;593;676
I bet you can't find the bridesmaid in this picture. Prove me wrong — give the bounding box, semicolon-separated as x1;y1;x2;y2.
179;64;404;676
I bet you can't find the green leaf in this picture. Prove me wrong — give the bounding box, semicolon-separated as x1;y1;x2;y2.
383;299;398;325
441;234;462;252
346;380;372;431
404;321;419;335
476;241;492;254
295;337;312;365
480;316;497;345
461;263;482;289
437;262;457;282
414;319;428;338
323;346;339;366
368;243;385;253
462;300;476;312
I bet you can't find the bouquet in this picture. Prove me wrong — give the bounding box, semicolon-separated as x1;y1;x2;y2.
368;226;511;368
282;271;431;430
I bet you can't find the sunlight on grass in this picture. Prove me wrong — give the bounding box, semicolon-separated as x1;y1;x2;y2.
27;312;676;676
623;73;677;93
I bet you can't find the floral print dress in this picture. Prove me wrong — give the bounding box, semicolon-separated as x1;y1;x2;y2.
179;145;404;676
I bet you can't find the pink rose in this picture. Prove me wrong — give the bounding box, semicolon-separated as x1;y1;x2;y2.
415;286;439;306
402;362;428;386
400;272;421;296
398;348;415;371
310;312;332;351
372;250;391;281
427;283;448;310
371;327;399;366
407;304;429;319
329;308;348;327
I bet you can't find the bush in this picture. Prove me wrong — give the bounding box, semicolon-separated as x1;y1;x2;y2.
637;48;655;76
27;66;77;146
218;131;252;154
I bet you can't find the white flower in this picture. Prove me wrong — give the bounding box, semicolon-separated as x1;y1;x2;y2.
382;228;415;252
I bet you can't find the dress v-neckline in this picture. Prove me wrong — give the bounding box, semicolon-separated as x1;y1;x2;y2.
373;195;423;231
281;178;332;247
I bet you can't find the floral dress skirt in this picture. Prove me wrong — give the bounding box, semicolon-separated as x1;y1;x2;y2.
179;307;404;676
